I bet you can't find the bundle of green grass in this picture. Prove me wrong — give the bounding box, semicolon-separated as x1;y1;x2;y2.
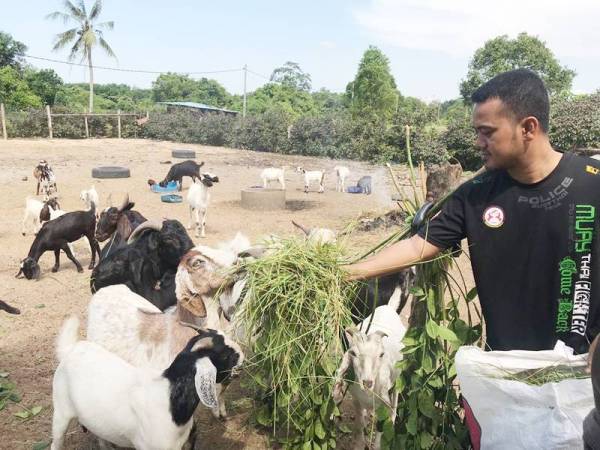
236;237;359;448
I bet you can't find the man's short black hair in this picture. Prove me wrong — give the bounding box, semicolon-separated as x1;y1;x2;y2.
471;69;550;133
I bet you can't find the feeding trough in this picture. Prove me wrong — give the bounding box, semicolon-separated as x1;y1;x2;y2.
92;166;130;179
150;181;179;193
172;149;196;159
161;194;183;203
241;187;286;210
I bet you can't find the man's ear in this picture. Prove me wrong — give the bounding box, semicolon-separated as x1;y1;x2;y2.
522;116;539;140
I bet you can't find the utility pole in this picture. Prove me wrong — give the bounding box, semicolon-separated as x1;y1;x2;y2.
242;64;247;118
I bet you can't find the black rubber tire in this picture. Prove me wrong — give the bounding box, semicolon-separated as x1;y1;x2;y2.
172;149;196;159
92;166;131;179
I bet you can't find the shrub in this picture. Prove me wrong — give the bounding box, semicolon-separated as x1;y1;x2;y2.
443;118;480;170
550;93;600;151
411;126;450;167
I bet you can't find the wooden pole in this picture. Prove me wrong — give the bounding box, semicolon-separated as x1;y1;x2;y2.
0;103;7;140
84;115;89;138
117;109;122;139
46;105;53;139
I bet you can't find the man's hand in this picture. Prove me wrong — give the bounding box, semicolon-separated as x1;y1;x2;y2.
343;234;442;281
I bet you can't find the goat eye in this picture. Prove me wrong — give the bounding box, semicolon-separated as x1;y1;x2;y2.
379;352;384;358
348;350;356;357
192;259;204;268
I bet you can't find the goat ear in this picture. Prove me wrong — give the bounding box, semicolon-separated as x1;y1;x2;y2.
344;326;358;344
194;357;218;409
191;336;214;352
371;330;388;340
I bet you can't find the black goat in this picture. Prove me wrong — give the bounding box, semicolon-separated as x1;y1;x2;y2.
159;160;205;188
96;194;146;243
351;269;416;321
91;219;194;311
0;300;20;315
16;205;100;280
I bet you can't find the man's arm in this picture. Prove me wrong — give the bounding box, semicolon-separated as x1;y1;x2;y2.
345;234;443;280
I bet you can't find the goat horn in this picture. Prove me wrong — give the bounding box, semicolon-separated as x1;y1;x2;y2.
127;220;163;244
291;220;311;236
118;194;130;212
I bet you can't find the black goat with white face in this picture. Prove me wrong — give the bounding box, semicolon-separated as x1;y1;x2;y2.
16;205;100;280
90;219;194;311
159;160;205;189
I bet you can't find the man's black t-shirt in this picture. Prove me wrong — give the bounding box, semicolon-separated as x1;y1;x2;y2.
418;152;600;353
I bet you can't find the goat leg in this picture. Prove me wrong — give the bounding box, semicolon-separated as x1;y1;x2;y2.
52;249;61;272
61;243;83;273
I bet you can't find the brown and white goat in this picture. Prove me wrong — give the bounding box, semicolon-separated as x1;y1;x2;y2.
95;195;146;242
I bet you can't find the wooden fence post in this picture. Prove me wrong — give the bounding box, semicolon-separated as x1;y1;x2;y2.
46;105;53;139
0;103;7;140
117;109;122;139
84;115;89;138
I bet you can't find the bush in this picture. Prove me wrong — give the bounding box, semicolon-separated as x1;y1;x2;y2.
5;110;47;137
550;93;600;151
288;113;351;158
411;126;450;167
443;118;480;170
231;109;292;153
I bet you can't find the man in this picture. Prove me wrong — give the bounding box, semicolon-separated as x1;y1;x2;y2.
585;334;600;449
347;69;600;354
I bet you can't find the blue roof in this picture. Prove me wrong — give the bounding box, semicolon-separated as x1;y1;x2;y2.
158;101;238;114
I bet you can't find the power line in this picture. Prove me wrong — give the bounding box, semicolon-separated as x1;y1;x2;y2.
24;54;242;75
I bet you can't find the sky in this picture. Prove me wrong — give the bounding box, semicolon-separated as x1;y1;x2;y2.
1;0;599;101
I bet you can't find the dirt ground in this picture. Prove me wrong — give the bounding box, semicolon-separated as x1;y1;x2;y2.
0;139;475;449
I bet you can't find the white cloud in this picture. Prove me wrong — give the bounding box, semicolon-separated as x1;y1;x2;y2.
319;40;337;49
353;0;600;58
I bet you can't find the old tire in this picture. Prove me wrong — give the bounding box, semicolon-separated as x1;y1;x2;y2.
172;149;196;159
241;188;286;210
92;166;131;179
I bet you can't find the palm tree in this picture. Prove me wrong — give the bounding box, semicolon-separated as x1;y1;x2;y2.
47;0;116;112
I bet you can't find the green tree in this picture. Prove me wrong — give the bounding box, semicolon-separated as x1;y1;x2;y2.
54;84;114;111
460;33;575;102
24;68;63;105
0;31;27;70
270;61;311;92
0;66;42;109
47;0;116;112
246;83;317;118
346;46;398;120
312;88;345;113
151;73;231;107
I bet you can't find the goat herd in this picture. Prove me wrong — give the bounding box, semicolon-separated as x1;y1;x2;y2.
3;157;410;450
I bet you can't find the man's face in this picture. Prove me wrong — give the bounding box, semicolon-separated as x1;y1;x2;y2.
473;98;523;170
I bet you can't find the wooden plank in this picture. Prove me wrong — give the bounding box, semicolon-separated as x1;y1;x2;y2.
0;103;7;140
47;105;53;139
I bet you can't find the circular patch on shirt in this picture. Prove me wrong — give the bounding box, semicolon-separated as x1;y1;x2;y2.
483;205;505;228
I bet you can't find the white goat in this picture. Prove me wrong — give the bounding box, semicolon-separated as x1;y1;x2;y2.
80;185;99;212
260;167;286;190
86;234;251;420
296;167;325;193
291;220;336;245
51;315;239;450
333;287;407;450
187;173;219;238
21;197;61;236
334;166;350;192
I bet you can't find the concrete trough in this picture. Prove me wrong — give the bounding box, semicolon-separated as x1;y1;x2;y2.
172;149;196;159
241;187;286;210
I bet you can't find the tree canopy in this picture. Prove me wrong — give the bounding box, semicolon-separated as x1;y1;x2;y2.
460;33;575;102
0;31;27;71
270;61;311;92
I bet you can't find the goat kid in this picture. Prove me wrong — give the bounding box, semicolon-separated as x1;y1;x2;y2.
187;173;219;238
260;167;286;190
33;160;57;196
333;287;407;450
16;205;100;280
79;185;99;214
296;167;325;193
333;166;350;192
52;315;241;450
95;194;146;242
22;197;60;236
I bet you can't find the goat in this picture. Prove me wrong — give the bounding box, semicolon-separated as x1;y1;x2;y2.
22;197;60;236
296;167;325;193
333;287;407;450
187;173;219;238
357;175;372;195
352;269;416;322
91;220;194;311
260;167;286;190
16;205;100;280
33;160;57;196
0;300;20;315
79;186;99;213
95;194;146;243
159;160;205;189
47;205;79;258
334;166;350;192
52;315;242;450
291;220;336;244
